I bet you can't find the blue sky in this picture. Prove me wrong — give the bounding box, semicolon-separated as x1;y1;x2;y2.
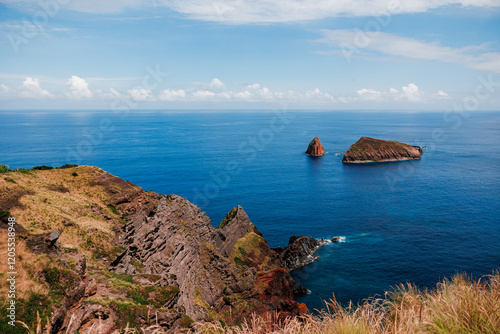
0;0;499;110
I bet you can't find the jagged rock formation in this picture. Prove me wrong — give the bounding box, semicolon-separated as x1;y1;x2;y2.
305;136;326;156
110;198;318;323
274;236;330;272
342;137;423;163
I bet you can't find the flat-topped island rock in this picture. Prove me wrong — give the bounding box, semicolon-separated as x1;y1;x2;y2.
342;137;422;163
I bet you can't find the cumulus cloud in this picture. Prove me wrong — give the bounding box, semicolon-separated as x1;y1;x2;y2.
192;90;216;100
158;89;187;101
209;78;225;90
97;87;121;99
319;30;500;73
20;77;53;98
357;88;382;101
127;88;154;101
355;83;449;103
401;83;422;102
66;75;92;99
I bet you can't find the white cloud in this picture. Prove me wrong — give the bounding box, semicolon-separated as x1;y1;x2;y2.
319;29;500;73
164;0;500;23
158;89;187;101
247;83;261;90
66;75;92;99
20;77;53;98
401;83;422;102
97;87;121;99
127;88;154;101
357;88;382;101
192;90;216;100
355;83;449;103
433;90;451;100
304;88;335;102
0;84;10;94
209;78;225;90
3;0;498;21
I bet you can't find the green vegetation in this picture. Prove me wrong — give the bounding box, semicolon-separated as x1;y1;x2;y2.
58;164;78;169
0;210;10;222
42;266;80;300
32;165;54;170
180;315;194;329
0;293;52;334
217;207;238;229
72;172;78;177
4;177;16;183
0;164;9;173
109;299;149;329
107;204;119;215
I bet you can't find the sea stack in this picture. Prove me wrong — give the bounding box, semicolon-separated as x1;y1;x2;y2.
305;136;326;156
342;137;422;163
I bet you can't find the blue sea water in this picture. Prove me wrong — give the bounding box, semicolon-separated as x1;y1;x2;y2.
1;110;499;311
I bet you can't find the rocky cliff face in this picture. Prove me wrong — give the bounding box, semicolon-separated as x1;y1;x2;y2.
109;194;318;326
342;137;422;163
0;166;330;333
305;136;326;156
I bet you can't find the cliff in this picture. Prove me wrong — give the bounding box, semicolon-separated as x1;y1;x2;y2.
0;165;326;334
305;136;326;156
342;137;422;163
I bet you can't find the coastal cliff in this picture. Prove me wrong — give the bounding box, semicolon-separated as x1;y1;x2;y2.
342;137;422;163
0;165;327;333
305;136;326;156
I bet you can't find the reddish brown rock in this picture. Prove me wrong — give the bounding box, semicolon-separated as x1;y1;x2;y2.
254;268;307;314
342;137;423;163
305;136;326;156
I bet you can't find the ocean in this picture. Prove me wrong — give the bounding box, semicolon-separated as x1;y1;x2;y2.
1;110;499;311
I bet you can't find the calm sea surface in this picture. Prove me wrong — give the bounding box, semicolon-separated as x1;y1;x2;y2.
1;110;499;311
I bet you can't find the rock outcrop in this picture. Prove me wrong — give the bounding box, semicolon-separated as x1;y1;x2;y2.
111;196;313;324
305;136;326;156
274;236;330;272
342;137;422;163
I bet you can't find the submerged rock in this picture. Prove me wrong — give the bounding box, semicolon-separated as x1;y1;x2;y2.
305;136;326;156
342;137;422;163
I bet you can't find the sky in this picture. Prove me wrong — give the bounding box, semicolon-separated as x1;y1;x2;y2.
0;0;499;110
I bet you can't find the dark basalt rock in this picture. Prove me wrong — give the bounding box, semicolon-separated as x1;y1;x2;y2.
342;137;422;163
274;236;329;272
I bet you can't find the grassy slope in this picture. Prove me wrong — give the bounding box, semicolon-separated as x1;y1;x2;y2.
0;165;167;333
200;273;500;334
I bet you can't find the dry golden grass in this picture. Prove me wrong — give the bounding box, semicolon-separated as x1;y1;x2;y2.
198;273;500;334
0;166;132;300
0;229;49;299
